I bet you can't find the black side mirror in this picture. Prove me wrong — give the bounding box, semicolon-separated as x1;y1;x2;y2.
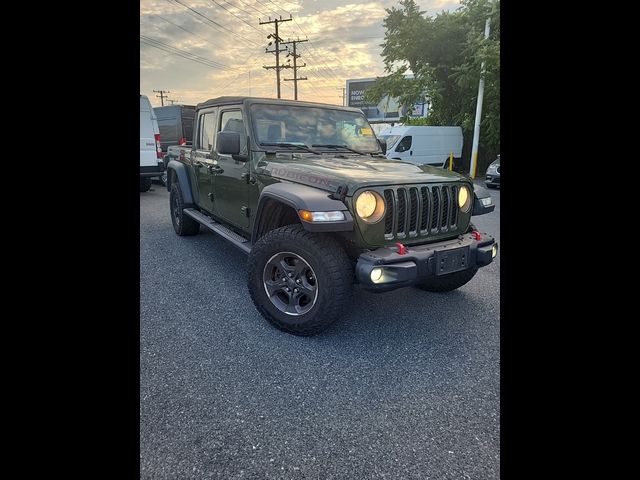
378;138;387;155
217;131;240;155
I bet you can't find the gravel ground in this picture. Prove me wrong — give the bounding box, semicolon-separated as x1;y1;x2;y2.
140;182;500;479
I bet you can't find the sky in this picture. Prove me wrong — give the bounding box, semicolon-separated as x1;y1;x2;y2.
140;0;460;107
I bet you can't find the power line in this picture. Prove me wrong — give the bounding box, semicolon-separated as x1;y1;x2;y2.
140;36;235;71
230;0;270;17
209;0;264;34
167;0;262;46
149;14;222;50
140;35;234;69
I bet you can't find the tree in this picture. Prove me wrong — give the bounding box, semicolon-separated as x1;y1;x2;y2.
366;0;500;172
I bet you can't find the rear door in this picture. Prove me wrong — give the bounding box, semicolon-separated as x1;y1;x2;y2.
192;107;218;213
212;108;250;229
140;96;158;168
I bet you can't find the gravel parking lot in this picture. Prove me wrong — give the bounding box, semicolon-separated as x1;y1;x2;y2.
140;182;500;479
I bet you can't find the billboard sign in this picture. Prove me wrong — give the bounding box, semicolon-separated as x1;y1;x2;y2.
346;77;427;123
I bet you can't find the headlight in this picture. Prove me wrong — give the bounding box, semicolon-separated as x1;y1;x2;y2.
458;186;472;212
355;190;385;223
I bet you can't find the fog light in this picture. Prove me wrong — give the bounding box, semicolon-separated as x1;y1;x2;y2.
492;244;498;258
370;268;383;283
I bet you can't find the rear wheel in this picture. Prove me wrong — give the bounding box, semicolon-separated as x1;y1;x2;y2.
140;177;152;192
248;225;353;336
169;181;200;236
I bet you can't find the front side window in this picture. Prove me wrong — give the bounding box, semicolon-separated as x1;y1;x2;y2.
396;136;412;152
250;104;380;153
220;110;247;154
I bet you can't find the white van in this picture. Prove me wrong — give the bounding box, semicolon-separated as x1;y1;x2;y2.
140;95;164;192
379;126;463;167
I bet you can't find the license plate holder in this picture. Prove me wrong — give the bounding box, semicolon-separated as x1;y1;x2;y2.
435;247;470;275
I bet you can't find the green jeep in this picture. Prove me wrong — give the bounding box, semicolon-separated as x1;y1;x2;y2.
165;97;497;336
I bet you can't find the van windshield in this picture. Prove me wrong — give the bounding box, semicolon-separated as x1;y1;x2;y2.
251;104;380;154
379;134;401;149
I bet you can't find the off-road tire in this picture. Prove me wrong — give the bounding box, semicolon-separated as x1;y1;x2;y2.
170;181;200;236
248;225;353;336
414;267;478;292
140;177;152;192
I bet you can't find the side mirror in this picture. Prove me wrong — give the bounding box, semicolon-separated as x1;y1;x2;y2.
472;185;495;216
378;138;387;155
217;131;240;155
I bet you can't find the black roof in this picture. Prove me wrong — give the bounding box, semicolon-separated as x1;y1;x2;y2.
196;96;361;112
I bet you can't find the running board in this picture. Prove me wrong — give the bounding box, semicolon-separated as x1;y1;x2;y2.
184;209;252;254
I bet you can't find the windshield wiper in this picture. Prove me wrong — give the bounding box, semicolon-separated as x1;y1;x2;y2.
312;144;370;156
260;142;320;155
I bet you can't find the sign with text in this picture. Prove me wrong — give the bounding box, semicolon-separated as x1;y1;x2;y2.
346;77;427;123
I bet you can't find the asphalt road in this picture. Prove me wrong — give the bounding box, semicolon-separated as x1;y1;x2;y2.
140;182;500;479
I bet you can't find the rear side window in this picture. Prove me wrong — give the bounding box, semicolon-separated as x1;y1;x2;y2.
198;111;217;150
396;136;412;152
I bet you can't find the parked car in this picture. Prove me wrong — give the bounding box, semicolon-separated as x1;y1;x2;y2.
164;96;497;336
378;126;463;167
485;154;500;188
140;95;164;192
154;104;196;185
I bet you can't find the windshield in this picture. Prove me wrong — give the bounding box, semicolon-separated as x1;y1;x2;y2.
379;134;401;149
251;104;380;153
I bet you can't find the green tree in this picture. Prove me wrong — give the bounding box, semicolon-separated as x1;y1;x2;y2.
366;0;500;172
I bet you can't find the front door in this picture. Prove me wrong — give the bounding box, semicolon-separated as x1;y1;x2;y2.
193;108;218;213
212;109;250;229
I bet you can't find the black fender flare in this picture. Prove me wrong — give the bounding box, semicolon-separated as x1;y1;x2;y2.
166;160;195;206
472;184;495;216
252;183;354;243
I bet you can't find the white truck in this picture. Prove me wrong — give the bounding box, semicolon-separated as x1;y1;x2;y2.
379;126;463;168
139;95;164;192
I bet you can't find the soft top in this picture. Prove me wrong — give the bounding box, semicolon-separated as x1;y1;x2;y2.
196;96;363;113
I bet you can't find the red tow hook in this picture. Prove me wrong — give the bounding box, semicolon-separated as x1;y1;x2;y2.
471;230;482;241
395;242;408;255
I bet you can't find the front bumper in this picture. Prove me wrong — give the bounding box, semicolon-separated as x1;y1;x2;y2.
355;232;497;292
140;164;165;178
485;174;500;186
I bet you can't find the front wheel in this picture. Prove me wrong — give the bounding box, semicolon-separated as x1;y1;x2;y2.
248;225;354;336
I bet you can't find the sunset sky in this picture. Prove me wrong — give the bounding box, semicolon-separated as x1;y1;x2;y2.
140;0;459;107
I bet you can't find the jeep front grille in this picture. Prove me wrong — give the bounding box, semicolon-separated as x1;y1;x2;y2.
383;185;461;240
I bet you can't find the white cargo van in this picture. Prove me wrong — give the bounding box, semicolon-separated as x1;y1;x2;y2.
379;126;463;167
140;95;164;192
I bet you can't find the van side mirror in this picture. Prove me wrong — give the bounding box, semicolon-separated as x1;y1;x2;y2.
217;131;240;155
378;138;387;155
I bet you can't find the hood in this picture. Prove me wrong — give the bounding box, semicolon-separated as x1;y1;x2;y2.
256;153;469;194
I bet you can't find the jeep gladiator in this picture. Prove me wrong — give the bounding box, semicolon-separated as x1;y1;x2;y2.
165;96;497;335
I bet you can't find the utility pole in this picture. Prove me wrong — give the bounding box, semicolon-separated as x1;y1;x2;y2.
153;90;170;106
282;39;308;100
469;16;491;179
337;86;346;106
260;16;292;99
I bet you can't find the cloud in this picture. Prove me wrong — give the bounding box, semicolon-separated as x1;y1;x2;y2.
141;0;461;106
